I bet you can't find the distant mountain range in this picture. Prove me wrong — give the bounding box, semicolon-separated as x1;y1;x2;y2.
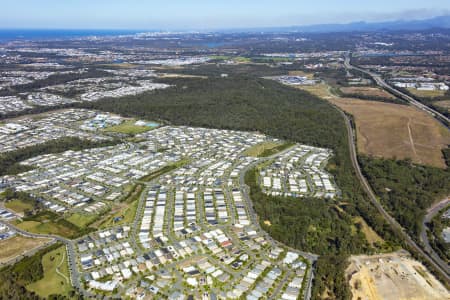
230;15;450;33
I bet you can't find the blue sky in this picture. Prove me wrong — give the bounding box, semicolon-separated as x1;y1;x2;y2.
1;0;449;30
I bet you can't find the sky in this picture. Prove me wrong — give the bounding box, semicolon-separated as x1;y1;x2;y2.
1;0;449;30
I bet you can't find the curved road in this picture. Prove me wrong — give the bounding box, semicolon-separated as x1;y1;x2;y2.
238;148;318;300
420;198;450;266
0;220;93;298
335;106;450;283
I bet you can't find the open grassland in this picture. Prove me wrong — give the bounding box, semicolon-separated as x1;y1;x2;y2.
346;252;450;300
244;141;284;157
298;84;450;168
17;221;76;238
407;88;447;98
297;84;331;99
288;70;315;79
340;86;396;99
98;199;138;229
16;211;82;238
27;246;71;298
0;236;51;264
66;213;99;228
352;217;385;248
5;199;33;215
434;100;450;112
159;73;207;79
330;97;450;168
93;184;143;229
104;120;153;135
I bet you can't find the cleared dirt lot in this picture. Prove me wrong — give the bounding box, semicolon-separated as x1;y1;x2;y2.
346;252;449;300
340;87;396;99
0;235;52;264
330;97;450;168
298;85;450;168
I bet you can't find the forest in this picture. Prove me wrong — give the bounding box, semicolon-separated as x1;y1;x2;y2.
359;156;450;238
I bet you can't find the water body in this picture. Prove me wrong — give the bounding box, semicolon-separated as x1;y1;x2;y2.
146;122;159;128
0;29;143;42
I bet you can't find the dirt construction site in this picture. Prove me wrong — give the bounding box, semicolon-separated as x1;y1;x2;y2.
346;251;450;300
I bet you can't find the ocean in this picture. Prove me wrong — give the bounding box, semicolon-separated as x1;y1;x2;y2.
0;29;143;42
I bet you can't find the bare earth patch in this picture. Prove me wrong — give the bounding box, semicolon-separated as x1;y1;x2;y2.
329;98;450;168
0;235;52;264
346;252;450;300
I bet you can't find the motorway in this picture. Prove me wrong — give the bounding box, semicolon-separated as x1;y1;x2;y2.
343;53;449;127
335;105;450;283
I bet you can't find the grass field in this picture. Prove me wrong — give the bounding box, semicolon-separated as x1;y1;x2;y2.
297;84;333;99
243;141;283;157
16;212;79;238
98;199;138;229
159;73;207;79
297;84;450;168
94;184;143;229
288;71;315;79
434;100;450;112
330;97;450;168
407;88;447;98
209;55;251;62
98;63;140;69
27;246;72;298
340;87;395;99
65;213;98;228
17;221;75;238
353;217;385;248
5;199;33;215
104;120;154;135
0;236;51;264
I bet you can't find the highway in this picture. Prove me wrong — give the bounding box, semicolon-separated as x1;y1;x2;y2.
343;53;449;127
335;106;450;282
